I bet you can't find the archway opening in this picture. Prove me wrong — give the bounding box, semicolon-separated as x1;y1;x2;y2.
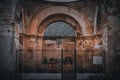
42;21;76;74
44;21;76;37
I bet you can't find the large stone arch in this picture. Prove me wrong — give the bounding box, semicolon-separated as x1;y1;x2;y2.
28;6;93;36
36;13;81;50
37;14;81;37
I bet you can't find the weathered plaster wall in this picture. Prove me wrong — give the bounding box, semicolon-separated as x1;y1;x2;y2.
0;0;22;79
0;0;120;79
101;0;120;79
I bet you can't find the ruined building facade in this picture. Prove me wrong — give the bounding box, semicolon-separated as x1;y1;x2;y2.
0;0;120;80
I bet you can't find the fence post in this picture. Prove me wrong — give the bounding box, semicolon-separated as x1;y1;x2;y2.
61;49;63;80
74;48;77;80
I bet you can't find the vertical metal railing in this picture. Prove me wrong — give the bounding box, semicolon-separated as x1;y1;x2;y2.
61;49;63;80
74;48;77;80
16;49;105;74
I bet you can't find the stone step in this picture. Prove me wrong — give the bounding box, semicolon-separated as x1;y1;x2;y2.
0;15;11;19
0;19;10;24
20;73;100;80
0;23;10;26
0;14;12;19
0;18;10;22
0;4;11;9
0;7;10;11
0;12;12;16
0;0;12;8
0;8;11;15
0;23;10;27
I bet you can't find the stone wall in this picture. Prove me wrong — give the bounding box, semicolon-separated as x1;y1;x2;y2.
101;0;120;79
0;0;21;79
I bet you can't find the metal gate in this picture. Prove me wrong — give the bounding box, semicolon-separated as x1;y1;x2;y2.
16;49;76;80
16;49;105;80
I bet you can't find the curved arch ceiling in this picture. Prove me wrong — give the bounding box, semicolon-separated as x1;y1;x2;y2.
44;0;78;2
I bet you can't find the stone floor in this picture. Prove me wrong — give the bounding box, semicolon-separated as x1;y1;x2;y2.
20;73;99;80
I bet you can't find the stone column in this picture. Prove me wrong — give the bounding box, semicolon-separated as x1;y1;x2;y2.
0;0;19;79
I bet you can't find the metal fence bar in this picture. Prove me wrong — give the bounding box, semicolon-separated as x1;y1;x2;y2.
16;50;105;73
74;48;77;80
61;49;63;80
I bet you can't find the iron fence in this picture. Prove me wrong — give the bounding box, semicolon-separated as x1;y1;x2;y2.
16;49;105;73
